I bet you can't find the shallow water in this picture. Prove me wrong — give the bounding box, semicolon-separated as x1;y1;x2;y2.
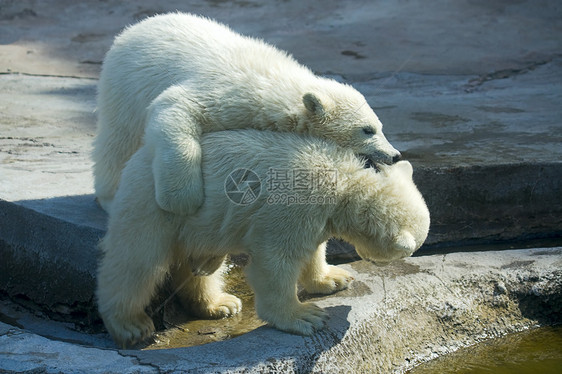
408;326;562;374
145;264;265;349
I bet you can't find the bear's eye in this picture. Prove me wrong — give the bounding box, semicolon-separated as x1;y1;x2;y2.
362;127;375;135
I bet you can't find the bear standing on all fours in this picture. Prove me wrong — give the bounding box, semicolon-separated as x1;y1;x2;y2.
92;12;401;215
96;129;429;348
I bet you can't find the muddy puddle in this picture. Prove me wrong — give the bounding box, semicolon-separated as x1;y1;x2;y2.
0;261;266;349
0;260;338;350
145;263;265;349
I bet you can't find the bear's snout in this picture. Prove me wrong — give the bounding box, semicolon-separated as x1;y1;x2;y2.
365;150;402;166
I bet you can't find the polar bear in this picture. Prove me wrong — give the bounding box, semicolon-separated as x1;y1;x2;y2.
97;129;429;347
92;12;401;215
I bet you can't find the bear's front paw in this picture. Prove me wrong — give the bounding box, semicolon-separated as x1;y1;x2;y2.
104;312;155;348
152;137;205;215
156;182;205;216
266;302;329;336
302;265;354;295
194;293;242;319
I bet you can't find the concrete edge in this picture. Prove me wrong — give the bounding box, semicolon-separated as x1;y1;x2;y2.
1;248;560;373
414;161;562;248
0;199;101;320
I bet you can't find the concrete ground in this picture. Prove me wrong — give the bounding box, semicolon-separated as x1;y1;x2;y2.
0;0;561;372
1;249;561;373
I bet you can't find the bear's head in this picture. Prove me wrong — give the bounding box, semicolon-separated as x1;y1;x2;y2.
335;160;430;264
302;79;401;166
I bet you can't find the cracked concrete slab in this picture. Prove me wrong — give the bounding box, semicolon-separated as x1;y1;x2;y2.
1;249;560;373
0;322;157;373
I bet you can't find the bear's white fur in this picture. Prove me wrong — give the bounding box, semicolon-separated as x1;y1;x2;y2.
92;12;401;215
97;129;429;347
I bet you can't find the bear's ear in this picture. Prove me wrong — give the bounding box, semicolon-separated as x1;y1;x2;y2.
394;160;413;178
394;230;417;254
303;93;327;116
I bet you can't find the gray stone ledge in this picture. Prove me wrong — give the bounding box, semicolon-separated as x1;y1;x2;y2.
1;248;560;373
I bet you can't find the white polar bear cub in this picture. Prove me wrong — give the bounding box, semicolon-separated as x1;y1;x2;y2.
97;129;429;348
92;12;401;215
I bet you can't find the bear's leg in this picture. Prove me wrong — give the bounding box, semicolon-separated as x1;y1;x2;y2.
97;232;173;348
299;241;354;295
170;258;242;319
146;85;206;215
245;250;329;335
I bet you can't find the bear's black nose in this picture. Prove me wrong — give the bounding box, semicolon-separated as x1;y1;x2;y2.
392;152;402;164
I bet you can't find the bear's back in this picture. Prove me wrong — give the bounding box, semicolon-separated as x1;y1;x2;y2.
98;13;314;138
104;13;305;89
180;130;362;252
201;130;361;179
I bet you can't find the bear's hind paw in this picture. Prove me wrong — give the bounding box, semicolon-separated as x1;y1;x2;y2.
196;293;242;319
106;312;155;348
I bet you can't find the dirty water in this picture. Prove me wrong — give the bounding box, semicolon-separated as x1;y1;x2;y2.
145;261;367;349
350;258;422;278
407;326;562;374
145;264;265;349
0;259;359;350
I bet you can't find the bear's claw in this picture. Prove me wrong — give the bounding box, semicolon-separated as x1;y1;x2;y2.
196;293;242;319
105;311;155;349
